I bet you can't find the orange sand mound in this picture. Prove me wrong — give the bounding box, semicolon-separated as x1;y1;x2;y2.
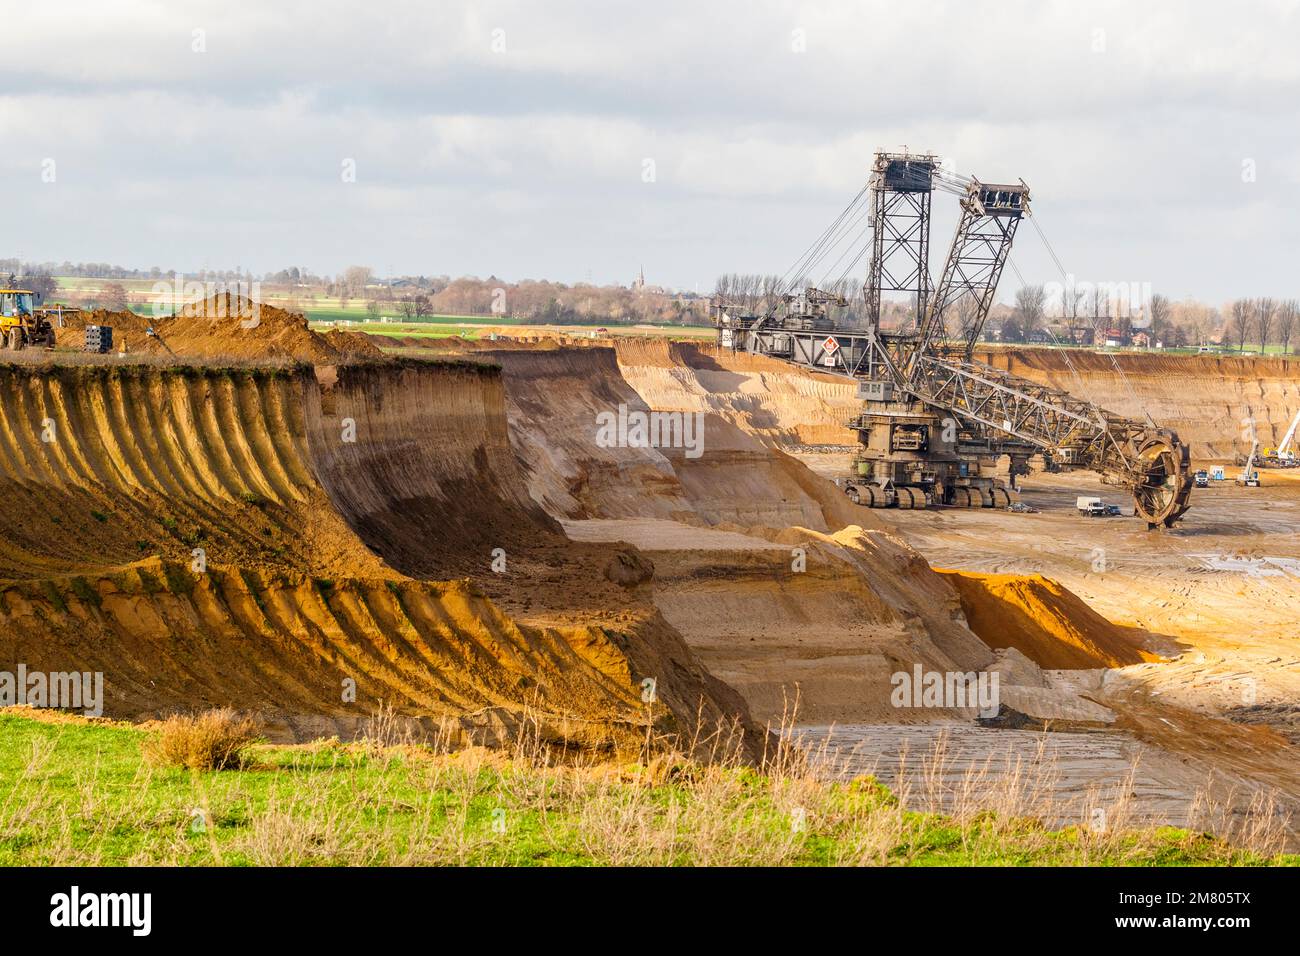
56;294;382;363
938;569;1162;669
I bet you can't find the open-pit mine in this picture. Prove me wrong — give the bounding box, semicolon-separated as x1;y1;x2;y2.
1;294;1296;848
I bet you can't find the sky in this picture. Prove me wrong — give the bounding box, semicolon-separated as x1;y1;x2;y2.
4;0;1300;303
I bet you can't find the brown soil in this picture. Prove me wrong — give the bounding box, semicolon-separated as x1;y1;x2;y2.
55;293;384;363
466;343;1018;724
613;339;860;447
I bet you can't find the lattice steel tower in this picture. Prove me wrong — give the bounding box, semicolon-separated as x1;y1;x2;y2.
864;152;939;331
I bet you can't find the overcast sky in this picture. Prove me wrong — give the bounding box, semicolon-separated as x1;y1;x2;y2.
4;1;1299;302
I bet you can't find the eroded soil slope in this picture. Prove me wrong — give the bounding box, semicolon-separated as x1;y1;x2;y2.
447;343;1113;725
613;340;858;447
0;359;750;749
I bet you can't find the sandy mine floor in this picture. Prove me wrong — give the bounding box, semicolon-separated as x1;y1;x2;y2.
858;465;1300;722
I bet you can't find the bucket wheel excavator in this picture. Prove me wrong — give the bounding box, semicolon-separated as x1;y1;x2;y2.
714;151;1193;528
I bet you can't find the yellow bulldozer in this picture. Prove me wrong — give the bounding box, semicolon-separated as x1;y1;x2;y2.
0;288;56;350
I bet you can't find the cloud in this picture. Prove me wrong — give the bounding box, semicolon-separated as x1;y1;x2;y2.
2;0;1298;298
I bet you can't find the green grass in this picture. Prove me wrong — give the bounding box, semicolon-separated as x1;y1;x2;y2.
0;713;1293;867
308;317;716;343
305;309;508;325
53;277;163;293
308;317;489;338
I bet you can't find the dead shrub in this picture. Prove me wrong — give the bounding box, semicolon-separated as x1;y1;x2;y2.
143;709;262;771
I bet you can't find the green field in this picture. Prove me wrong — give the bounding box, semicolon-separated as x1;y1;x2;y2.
315;320;489;340
1;712;1291;867
308;316;715;342
306;311;517;328
52;277;165;293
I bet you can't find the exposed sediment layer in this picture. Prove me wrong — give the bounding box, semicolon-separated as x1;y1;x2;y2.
479;346;857;529
9;334;1258;743
974;347;1300;462
614;339;859;448
0;360;752;748
469;344;1079;724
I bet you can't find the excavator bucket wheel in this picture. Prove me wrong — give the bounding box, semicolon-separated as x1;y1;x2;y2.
1132;431;1193;528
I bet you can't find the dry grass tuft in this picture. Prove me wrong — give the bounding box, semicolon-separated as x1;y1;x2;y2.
143;709;262;771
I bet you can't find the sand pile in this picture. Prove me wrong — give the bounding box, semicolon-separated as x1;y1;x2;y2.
55;294;383;362
937;569;1162;669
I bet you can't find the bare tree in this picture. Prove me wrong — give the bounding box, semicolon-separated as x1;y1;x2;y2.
1229;299;1252;352
1091;286;1111;339
1013;284;1047;336
1254;296;1276;354
1066;286;1087;323
713;273;733;305
102;282;129;312
761;274;784;315
949;292;981;342
344;265;373;299
397;293;433;321
24;270;58;304
1148;293;1171;346
397;295;422;321
1276;299;1297;355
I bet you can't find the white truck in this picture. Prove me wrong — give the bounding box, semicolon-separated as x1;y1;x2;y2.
1076;496;1106;517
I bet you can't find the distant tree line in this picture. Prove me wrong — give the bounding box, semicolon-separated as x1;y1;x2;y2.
714;268;1299;354
16;258;1300;350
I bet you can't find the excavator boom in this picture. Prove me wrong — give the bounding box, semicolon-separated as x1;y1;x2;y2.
714;149;1193;527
